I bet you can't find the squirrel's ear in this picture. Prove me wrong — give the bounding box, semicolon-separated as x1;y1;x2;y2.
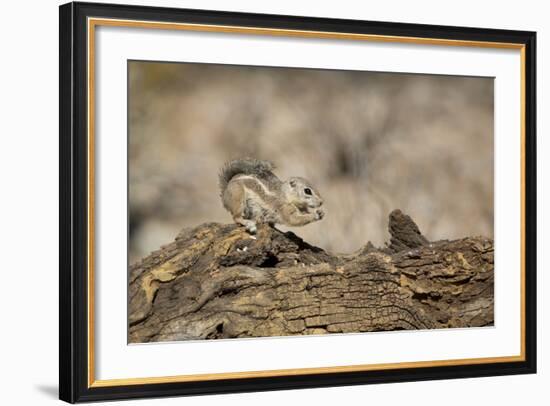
289;179;297;188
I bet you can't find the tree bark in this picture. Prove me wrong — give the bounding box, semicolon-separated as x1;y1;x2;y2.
129;210;494;343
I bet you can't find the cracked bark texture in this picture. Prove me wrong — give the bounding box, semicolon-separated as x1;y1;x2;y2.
129;210;494;343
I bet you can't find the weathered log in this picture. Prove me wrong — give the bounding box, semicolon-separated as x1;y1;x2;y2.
129;210;493;343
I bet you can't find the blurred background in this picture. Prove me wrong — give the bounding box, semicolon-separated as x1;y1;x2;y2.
128;61;493;263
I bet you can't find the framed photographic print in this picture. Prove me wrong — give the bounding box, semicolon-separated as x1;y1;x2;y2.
59;1;537;403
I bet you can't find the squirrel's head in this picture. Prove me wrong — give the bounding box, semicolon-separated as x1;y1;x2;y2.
282;177;324;210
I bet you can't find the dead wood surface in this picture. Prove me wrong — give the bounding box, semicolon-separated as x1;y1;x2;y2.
129;210;493;343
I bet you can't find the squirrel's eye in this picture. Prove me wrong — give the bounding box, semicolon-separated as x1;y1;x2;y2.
304;188;312;196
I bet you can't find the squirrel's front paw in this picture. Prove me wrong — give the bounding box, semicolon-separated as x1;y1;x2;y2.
315;209;325;220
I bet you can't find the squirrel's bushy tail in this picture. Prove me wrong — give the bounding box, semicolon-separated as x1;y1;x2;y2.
219;158;275;195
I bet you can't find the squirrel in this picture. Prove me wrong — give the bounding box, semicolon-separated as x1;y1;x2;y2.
219;158;325;234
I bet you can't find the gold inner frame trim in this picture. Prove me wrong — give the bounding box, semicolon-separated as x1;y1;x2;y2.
87;17;527;388
90;355;524;388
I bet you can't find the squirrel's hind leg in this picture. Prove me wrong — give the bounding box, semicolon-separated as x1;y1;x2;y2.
224;180;258;234
233;216;257;234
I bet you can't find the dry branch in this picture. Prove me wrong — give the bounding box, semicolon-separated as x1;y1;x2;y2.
129;210;493;343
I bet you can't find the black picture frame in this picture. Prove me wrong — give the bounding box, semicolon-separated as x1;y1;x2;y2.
59;1;537;403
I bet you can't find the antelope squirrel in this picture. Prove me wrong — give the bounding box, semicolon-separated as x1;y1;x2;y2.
219;158;325;234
